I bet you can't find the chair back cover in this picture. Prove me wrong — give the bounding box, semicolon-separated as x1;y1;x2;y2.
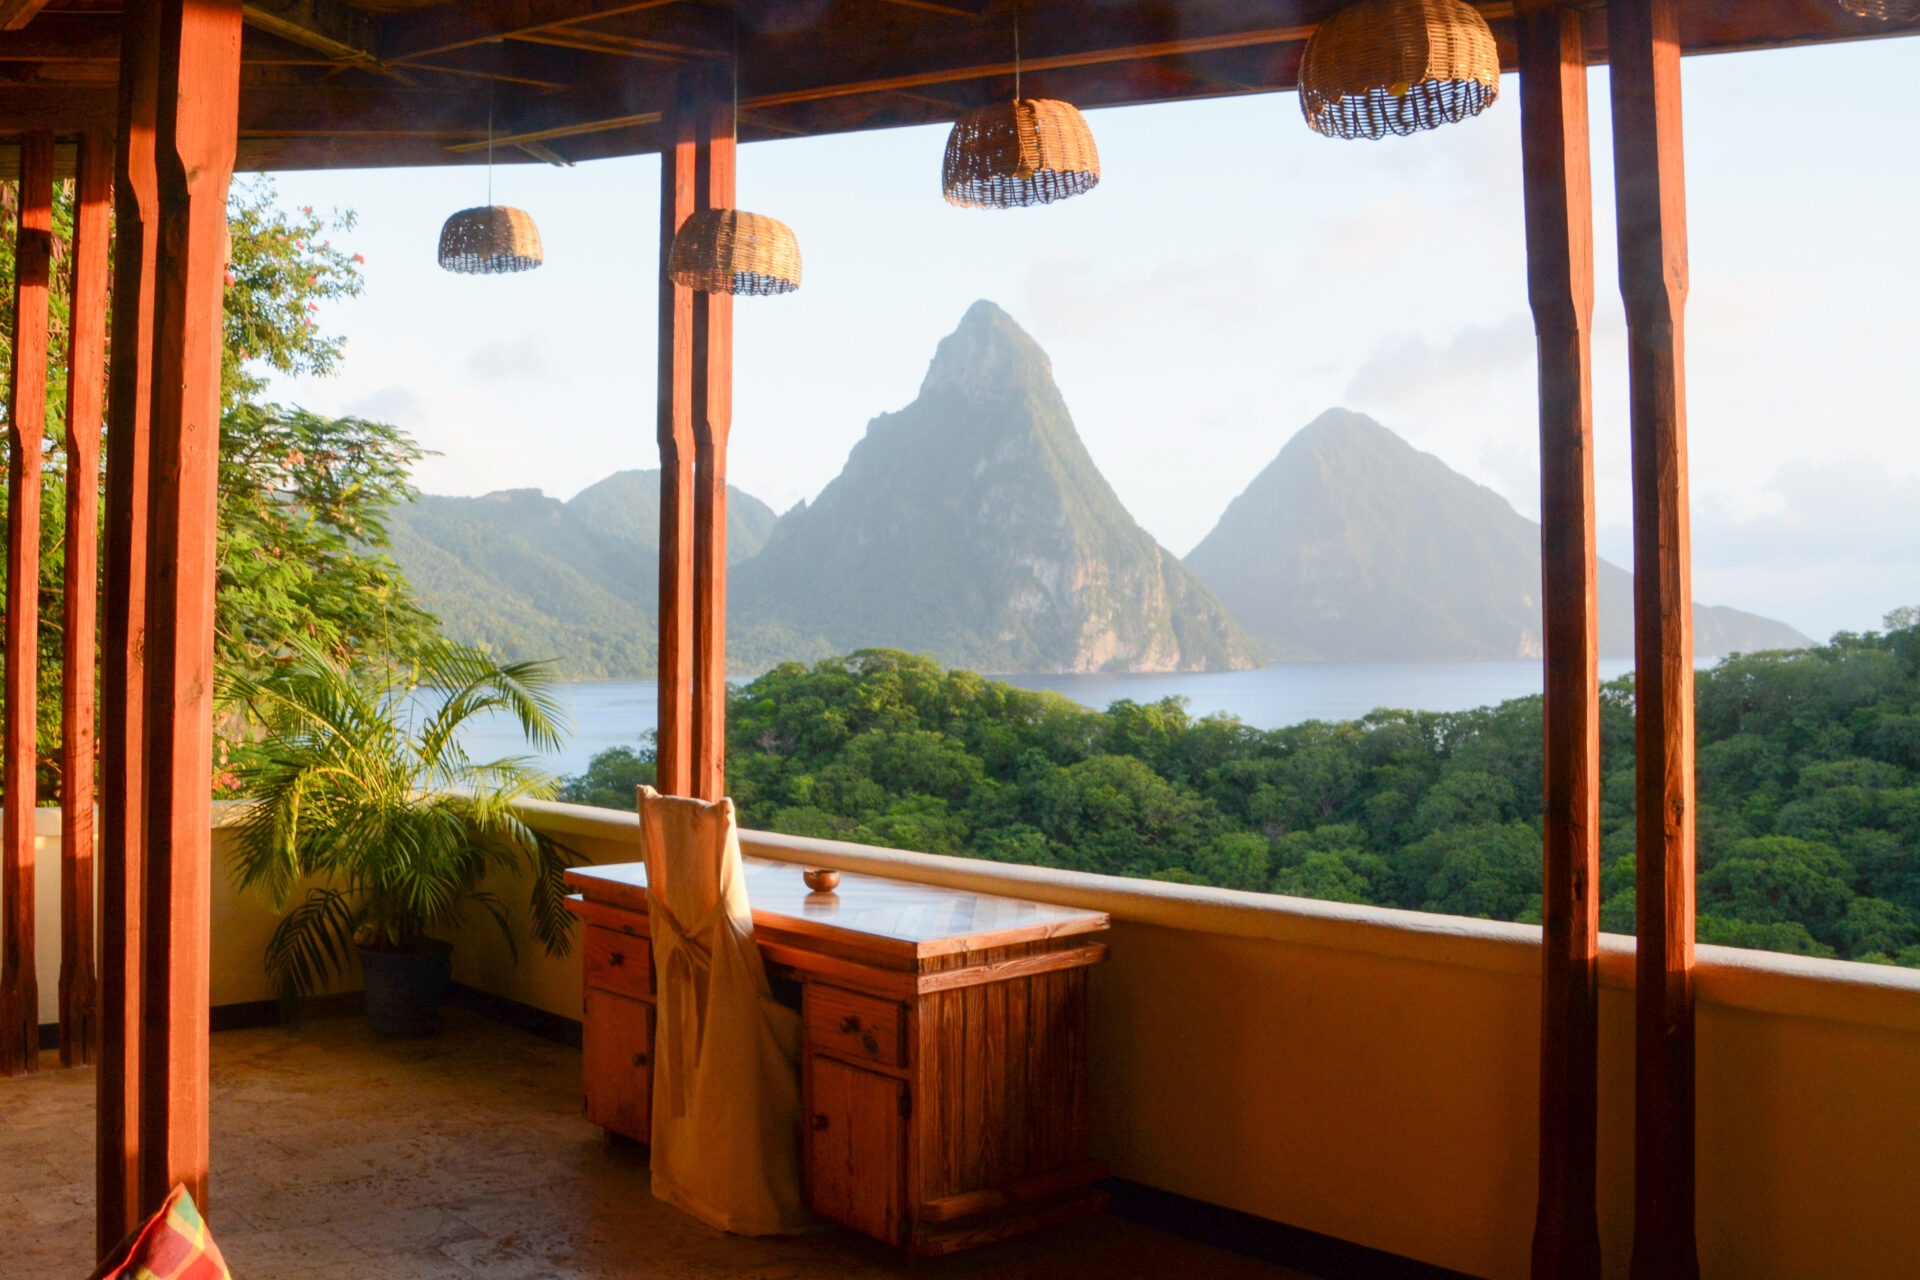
638;785;807;1234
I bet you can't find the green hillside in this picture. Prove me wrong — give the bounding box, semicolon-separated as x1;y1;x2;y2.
386;472;779;678
730;301;1264;674
1185;409;1811;661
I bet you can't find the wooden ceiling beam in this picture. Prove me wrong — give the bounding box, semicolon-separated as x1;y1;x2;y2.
507;26;689;62
0;0;54;34
868;0;989;19
0;14;120;60
743;22;1322;110
402;58;572;90
442;106;658;150
379;0;695;64
242;0;383;68
0;86;115;131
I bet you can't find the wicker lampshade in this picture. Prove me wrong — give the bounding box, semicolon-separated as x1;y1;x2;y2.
1830;0;1920;19
668;208;802;296
942;99;1100;209
437;205;543;274
1299;0;1500;140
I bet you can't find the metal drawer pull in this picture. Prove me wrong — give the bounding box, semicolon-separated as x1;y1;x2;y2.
631;1052;648;1068
811;1114;830;1131
839;1015;860;1033
608;952;625;967
862;1031;880;1056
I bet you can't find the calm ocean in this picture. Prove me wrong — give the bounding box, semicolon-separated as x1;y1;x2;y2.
459;659;1641;780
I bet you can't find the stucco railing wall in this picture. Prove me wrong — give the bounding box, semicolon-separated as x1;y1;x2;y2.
16;800;1918;1279
515;799;1920;1280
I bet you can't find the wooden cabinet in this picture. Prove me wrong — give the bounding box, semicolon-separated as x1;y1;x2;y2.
566;857;1111;1255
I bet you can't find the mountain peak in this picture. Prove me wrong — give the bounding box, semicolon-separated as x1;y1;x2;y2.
734;304;1262;674
1287;407;1400;454
918;299;1052;402
1186;409;1810;661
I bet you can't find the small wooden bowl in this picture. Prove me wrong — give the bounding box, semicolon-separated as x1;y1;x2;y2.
803;868;841;893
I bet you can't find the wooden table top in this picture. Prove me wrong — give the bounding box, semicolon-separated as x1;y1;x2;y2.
566;858;1109;961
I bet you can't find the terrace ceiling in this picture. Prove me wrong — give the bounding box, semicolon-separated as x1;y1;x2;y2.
0;0;1913;171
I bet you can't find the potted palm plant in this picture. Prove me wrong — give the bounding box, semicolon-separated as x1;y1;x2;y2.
224;637;579;1036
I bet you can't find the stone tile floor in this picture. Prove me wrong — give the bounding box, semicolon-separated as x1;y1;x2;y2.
3;1010;1305;1280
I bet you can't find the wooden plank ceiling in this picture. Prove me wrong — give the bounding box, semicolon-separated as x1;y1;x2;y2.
0;0;1912;171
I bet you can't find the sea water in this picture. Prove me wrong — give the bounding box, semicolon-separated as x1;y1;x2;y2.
457;659;1642;780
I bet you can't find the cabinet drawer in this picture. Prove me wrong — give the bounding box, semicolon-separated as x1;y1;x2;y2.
806;985;906;1068
585;924;652;1000
583;988;653;1142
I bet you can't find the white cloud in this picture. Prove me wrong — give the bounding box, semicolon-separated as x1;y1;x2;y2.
1343;316;1535;418
1023;254;1272;338
464;335;559;382
345;384;426;426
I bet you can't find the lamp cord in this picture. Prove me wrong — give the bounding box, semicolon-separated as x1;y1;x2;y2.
1013;3;1021;101
486;80;495;206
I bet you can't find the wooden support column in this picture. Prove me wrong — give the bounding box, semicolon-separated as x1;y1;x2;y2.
689;62;734;803
1608;1;1699;1276
2;129;54;1079
1521;6;1601;1279
138;0;243;1218
59;130;112;1070
656;67;696;800
99;0;162;1246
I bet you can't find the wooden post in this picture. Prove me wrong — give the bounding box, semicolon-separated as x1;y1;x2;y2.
690;62;735;803
1608;1;1699;1277
59;130;112;1070
1520;6;1601;1279
138;0;243;1218
656;68;696;800
2;129;54;1079
99;0;163;1246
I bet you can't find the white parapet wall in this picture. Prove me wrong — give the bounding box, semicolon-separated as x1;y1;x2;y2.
511;798;1920;1280
14;798;1917;1279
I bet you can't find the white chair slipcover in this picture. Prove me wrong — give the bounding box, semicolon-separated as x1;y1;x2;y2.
638;785;807;1235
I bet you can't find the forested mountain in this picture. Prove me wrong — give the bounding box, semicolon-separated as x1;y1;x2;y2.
730;301;1264;673
1185;409;1811;661
388;327;1805;679
386;472;778;678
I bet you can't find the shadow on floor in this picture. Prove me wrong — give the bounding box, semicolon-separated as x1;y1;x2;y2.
2;1008;1306;1280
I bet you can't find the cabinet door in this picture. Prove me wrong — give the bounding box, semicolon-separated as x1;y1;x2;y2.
583;988;652;1141
805;1057;907;1245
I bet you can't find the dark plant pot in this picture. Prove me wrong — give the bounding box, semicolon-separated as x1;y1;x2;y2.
357;938;452;1038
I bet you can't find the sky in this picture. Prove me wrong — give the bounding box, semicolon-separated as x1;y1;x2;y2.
259;36;1920;645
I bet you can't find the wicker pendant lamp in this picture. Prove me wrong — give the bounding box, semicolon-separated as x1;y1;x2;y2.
942;7;1099;208
1299;0;1500;140
668;208;803;295
438;86;544;275
666;35;803;296
1829;0;1920;20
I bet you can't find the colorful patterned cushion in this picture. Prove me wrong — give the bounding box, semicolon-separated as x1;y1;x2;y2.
88;1185;232;1280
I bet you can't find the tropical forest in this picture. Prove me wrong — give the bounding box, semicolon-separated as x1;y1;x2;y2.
563;629;1920;969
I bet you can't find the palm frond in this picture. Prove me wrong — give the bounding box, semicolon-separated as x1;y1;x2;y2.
264;887;361;1000
466;890;519;966
526;832;583;959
